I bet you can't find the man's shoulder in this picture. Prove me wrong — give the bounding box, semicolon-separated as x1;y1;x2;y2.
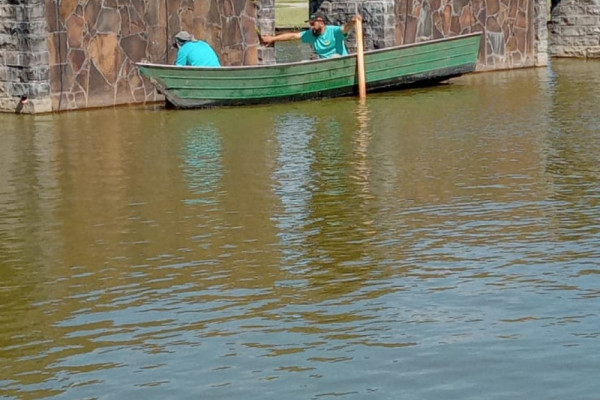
187;40;212;50
301;29;316;43
325;25;346;38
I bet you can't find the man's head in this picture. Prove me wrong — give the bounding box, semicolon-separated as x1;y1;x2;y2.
306;11;327;35
173;31;195;48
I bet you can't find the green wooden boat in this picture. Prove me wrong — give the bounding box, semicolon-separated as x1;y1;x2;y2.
137;32;482;108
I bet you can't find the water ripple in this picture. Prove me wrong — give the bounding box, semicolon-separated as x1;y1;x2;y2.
1;62;600;399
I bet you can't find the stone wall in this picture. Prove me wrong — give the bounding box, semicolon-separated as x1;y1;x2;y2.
402;0;546;69
0;0;264;113
1;0;552;113
0;0;52;113
533;0;549;65
312;0;548;69
43;0;263;112
257;0;276;64
550;0;600;57
311;0;397;51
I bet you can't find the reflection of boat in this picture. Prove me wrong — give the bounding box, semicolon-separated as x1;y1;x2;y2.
137;33;482;109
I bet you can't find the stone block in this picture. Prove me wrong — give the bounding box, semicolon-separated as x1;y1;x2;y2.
579;36;600;46
561;26;592;36
0;33;18;49
0;20;14;34
0;66;10;81
564;15;599;26
257;47;276;65
554;46;588;57
586;46;600;57
10;81;50;97
2;51;17;66
3;96;53;114
26;66;49;81
25;5;47;19
96;7;121;33
552;4;586;18
549;33;570;46
19;50;49;66
536;39;548;49
258;19;275;35
259;7;275;20
2;6;18;20
535;51;548;66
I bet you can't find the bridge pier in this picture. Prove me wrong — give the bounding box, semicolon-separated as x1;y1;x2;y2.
309;0;548;69
0;0;598;113
0;0;52;113
549;0;600;57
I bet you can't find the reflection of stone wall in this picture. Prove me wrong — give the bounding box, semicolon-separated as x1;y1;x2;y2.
44;0;262;112
312;0;548;69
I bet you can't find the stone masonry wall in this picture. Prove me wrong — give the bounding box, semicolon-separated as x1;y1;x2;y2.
534;0;549;65
0;0;52;113
1;0;267;113
42;0;263;112
1;0;552;113
401;0;546;69
310;0;397;51
257;0;276;64
550;0;600;57
312;0;548;69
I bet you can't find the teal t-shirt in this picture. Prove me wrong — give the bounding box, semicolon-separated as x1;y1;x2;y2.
301;26;348;59
176;41;221;67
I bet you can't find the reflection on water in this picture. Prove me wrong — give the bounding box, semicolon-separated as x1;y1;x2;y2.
273;112;317;271
182;123;223;205
1;60;600;400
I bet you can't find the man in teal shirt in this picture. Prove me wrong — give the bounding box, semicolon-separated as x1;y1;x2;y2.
174;31;221;67
261;12;362;59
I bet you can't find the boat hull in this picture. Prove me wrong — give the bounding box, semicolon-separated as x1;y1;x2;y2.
137;33;482;109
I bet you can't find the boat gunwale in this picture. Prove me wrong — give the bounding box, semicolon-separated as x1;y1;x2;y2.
164;41;479;84
165;52;478;92
136;32;482;72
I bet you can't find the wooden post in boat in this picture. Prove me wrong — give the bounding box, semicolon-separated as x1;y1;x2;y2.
355;17;366;99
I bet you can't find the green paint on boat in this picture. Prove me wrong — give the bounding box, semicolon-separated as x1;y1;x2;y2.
137;33;482;109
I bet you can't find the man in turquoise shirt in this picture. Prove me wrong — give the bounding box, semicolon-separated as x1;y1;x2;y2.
174;31;221;67
261;12;362;59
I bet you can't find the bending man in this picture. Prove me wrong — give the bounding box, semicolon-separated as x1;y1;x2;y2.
174;31;221;67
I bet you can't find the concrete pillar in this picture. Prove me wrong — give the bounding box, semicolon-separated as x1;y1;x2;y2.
258;0;277;64
0;0;52;113
550;0;600;57
534;0;550;65
310;0;397;51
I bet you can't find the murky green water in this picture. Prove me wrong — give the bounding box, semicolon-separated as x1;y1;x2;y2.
1;59;599;399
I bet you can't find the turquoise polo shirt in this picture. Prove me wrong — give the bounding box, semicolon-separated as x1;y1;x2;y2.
176;40;221;67
301;26;348;59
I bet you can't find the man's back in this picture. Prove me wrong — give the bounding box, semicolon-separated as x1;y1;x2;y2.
176;41;221;67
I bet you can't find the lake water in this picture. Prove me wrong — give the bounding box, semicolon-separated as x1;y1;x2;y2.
1;59;599;399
